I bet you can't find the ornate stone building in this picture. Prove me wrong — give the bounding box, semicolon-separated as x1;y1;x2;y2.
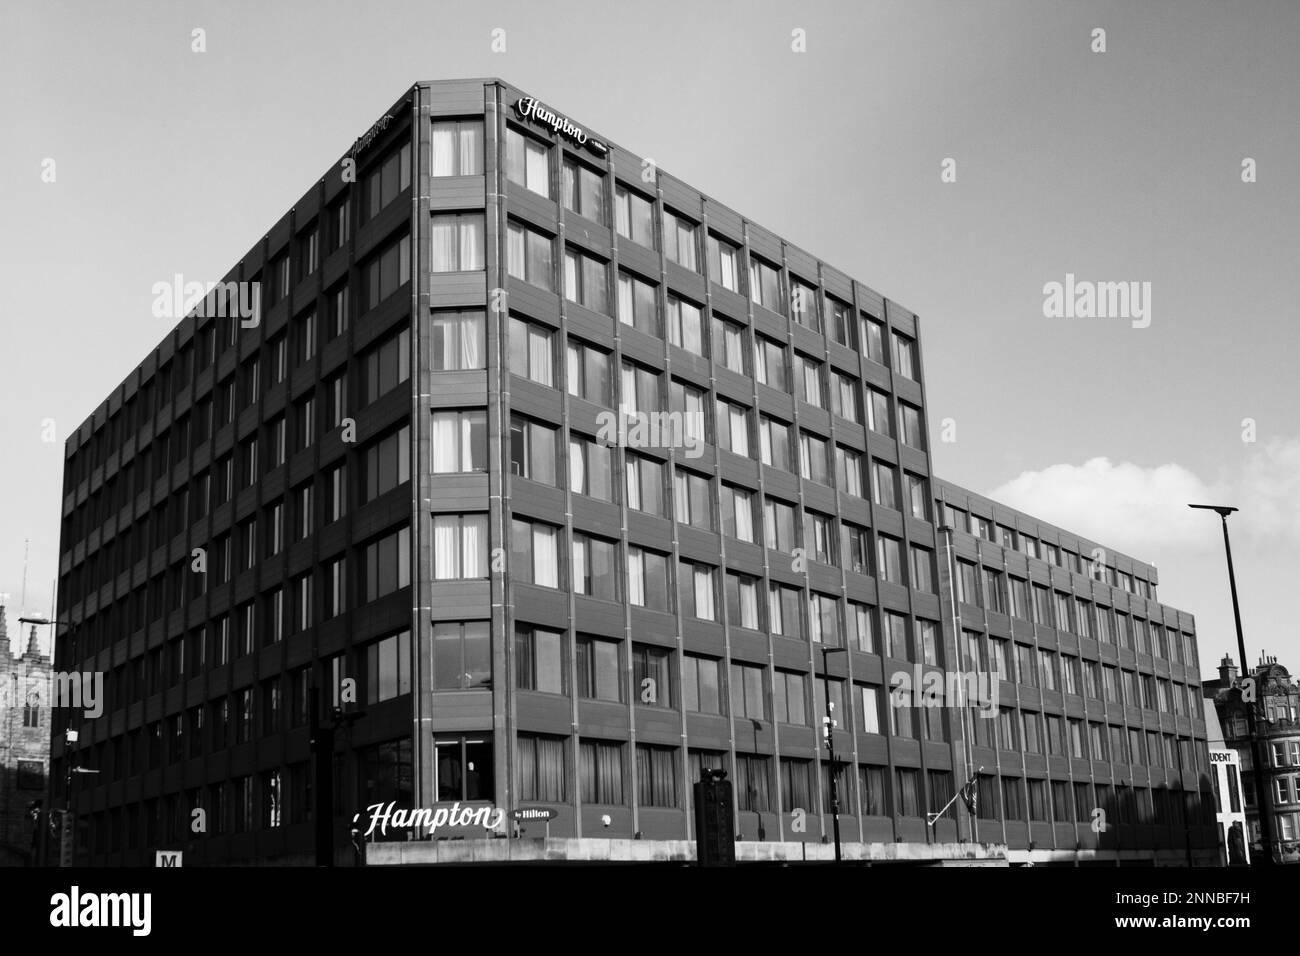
0;605;53;865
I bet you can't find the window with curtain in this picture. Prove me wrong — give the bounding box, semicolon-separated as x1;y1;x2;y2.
619;361;661;418
363;525;412;600
720;484;755;542
897;401;926;450
562;157;606;224
780;759;813;811
513;624;564;694
768;582;802;639
566;339;610;403
677;560;716;621
616;270;658;336
430;514;487;580
682;655;722;714
667;295;704;354
662;209;698;271
614;185;655;248
799;432;829;484
509;414;558;485
773;670;807;724
517;734;566;801
868;388;893;436
669;380;707;447
803;511;836;565
710;318;746;377
506;128;550;196
430;214;484;272
706;234;740;293
637;744;678;807
876;534;904;585
688;749;727;787
893;332;917;379
579;740;624;805
429;620;491;690
830;372;860;423
576;635;622;701
849;603;875;653
791;279;820;331
569;434;613;501
715;399;750;457
808;592;840;645
672;468;712;529
431;119;484;176
506;221;554;290
762;497;797;552
735;754;771;812
508;317;555;387
624;454;664;516
752;335;786;390
632;644;673;707
626;546;669;610
759;415;791;470
571;532;618;601
511;518;560;588
563;247;609;314
430;409;487;473
797;354;823;406
730;662;766;720
748;257;783;312
431;311;485;371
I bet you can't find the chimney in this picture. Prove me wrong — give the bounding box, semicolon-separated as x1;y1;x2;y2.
1218;654;1238;685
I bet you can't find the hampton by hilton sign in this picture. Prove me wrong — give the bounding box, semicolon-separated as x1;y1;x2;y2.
513;97;608;156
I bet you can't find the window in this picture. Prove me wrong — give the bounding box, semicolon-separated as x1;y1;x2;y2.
566;338;610;403
673;467;713;529
431;119;484;176
882;612;910;660
768;582;803;640
893;333;917;380
506;127;550;196
563;246;609;313
683;654;723;714
294;396;315;451
427;310;485;371
576;635;622;701
360;425;411;503
711;315;746;373
571;532;619;601
365;233;412;309
707;234;740;293
669;379;707;447
725;572;762;630
431;213;485;272
762;497;798;552
512;518;560;588
748;256;782;312
798;432;830;484
809;592;841;645
666;295;704;355
871;461;899;510
362;326;411;403
753;335;787;390
510;414;558;486
325;463;346;523
365;630;411;703
616;270;658;336
363;525;412;599
834;446;864;498
730;662;766;720
509;317;555;386
678;560;717;621
514;625;564;694
561;156;606;223
842;523;870;574
715;399;751;456
430;621;490;690
364;142;411;219
434;737;494;802
619;360;662;417
431;410;486;473
516;734;566;802
431;514;487;581
909;545;933;592
804;511;836;565
624;453;665;516
773;670;807;725
626;545;670;611
579;740;624;805
876;534;904;585
759;415;791;471
614;184;654;248
507;220;555;289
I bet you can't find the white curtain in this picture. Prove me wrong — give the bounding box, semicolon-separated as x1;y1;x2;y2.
685;390;704;443
459;414;476;471
461;314;483;369
529;329;552;386
569;439;586;495
727;407;744;456
564;252;579;303
432;125;456;176
734;491;753;542
459;216;483;271
430;219;455;272
694;567;715;621
620;364;637;417
682;303;702;354
433;516;459;579
463;515;486;578
627;548;645;606
534;526;558;588
431;413;457;473
459;124;483;174
625;460;640;511
525;143;549;196
752;340;765;384
507;224;525;279
566;343;581;397
570;537;587;594
725;325;742;370
617;274;634;327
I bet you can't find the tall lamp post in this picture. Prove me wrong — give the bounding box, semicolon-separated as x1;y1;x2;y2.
1187;504;1274;866
820;645;847;862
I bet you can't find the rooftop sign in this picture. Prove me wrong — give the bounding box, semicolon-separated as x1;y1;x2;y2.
513;97;607;156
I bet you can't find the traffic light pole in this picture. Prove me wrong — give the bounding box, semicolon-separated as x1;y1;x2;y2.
821;645;845;862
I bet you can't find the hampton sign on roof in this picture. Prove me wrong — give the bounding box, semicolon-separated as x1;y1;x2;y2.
513;97;608;156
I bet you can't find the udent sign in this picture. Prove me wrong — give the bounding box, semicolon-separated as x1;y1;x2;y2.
514;97;607;156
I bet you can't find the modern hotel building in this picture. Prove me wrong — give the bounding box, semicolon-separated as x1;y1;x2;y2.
50;79;1218;865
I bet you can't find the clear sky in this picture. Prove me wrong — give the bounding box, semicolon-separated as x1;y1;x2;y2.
1;0;1296;677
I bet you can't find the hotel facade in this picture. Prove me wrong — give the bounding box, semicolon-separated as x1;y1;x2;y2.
51;79;1217;865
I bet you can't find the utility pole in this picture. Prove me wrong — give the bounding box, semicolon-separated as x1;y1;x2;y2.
820;645;846;862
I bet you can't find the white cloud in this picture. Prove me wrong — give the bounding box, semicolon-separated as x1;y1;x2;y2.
987;457;1221;557
986;440;1300;560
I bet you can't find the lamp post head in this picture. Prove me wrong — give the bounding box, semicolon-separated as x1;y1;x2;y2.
1188;504;1238;519
17;616;52;626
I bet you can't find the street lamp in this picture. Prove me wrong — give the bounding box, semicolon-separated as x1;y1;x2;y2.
820;645;847;862
1187;503;1274;866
